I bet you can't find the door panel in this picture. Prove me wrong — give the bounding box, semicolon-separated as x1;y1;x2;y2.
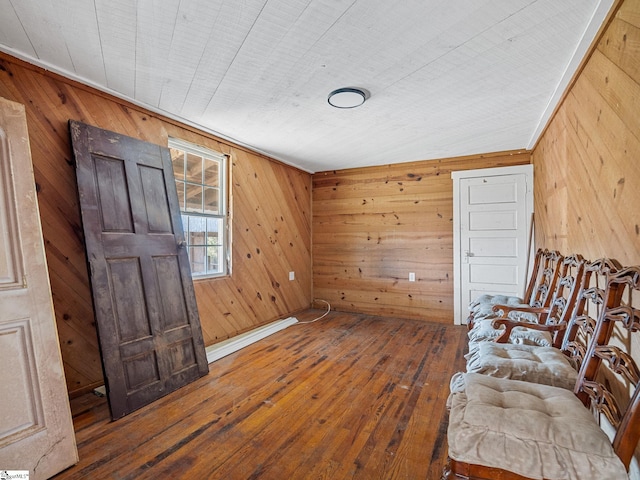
469;264;519;284
139;165;173;232
468;181;517;204
94;156;134;231
469;209;518;230
469;237;518;257
70;121;208;420
0;97;78;478
154;256;190;328
0;319;43;439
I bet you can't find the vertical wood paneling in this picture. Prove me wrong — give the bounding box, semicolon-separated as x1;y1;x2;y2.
532;0;640;267
0;52;312;396
532;5;640;475
312;152;531;323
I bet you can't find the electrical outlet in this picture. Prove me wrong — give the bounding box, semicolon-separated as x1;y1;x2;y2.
409;272;416;282
289;271;295;281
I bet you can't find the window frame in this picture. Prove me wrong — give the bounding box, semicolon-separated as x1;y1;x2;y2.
169;137;230;279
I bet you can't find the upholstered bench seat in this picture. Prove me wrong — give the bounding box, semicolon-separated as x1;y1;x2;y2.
447;373;627;479
465;342;577;389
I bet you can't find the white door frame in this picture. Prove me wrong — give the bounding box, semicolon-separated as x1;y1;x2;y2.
452;164;534;325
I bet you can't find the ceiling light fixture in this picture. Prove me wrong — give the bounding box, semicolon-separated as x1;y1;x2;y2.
327;87;368;109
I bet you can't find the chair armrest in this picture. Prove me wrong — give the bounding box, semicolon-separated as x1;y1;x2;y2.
491;304;549;315
491;318;567;343
492;304;552;325
466;313;477;331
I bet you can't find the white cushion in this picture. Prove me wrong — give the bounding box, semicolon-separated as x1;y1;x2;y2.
465;343;577;390
447;373;627;479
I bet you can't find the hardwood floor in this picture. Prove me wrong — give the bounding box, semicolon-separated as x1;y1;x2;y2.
54;310;468;479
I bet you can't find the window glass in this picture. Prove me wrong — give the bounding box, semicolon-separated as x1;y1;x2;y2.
170;139;228;278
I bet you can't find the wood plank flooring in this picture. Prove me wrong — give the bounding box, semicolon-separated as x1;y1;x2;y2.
53;310;468;480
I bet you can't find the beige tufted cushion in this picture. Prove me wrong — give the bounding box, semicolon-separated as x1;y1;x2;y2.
447;373;628;479
469;294;524;313
465;343;577;390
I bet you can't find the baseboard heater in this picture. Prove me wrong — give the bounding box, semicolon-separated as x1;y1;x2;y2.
205;316;299;364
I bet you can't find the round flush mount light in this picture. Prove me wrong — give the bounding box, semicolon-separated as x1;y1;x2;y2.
327;87;368;108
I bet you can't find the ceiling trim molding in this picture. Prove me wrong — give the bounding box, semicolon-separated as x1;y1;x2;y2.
526;0;618;150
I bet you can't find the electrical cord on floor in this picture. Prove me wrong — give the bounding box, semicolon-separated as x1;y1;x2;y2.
296;299;331;324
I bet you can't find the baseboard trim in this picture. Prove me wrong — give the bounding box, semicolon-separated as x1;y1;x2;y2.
206;316;299;364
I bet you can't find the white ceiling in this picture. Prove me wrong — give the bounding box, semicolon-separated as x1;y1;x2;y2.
0;0;613;172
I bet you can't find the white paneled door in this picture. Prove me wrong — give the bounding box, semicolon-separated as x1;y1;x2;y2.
452;165;534;325
0;97;78;478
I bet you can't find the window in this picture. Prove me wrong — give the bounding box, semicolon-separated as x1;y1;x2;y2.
169;138;229;278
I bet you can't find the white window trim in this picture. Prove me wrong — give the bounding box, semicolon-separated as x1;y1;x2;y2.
169;137;230;279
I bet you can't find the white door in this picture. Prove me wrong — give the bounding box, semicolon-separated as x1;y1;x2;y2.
452;165;533;325
0;98;78;478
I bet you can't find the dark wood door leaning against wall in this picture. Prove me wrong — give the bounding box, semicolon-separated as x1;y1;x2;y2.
70;121;209;420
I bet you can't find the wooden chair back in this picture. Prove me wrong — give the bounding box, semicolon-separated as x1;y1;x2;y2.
542;254;585;343
467;249;562;330
561;258;622;365
522;248;545;305
528;249;564;308
490;253;586;345
575;265;640;469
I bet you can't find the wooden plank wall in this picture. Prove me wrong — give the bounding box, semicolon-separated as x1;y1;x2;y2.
533;4;640;474
312;151;531;323
531;0;640;267
0;53;312;397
